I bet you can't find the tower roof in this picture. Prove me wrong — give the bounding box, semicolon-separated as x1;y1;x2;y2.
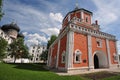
62;8;93;23
1;22;20;32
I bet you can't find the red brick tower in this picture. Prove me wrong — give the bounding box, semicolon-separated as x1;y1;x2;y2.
47;5;119;72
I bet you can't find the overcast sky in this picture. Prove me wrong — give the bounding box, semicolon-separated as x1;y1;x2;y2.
0;0;120;54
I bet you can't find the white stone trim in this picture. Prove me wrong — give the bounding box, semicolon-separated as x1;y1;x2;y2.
49;47;53;67
65;29;74;69
87;34;93;69
93;50;108;68
81;11;84;22
74;49;82;63
115;41;120;67
58;67;66;71
56;40;60;68
68;14;71;22
106;39;111;67
69;23;116;41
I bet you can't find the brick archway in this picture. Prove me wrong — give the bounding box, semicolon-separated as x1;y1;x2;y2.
93;51;108;69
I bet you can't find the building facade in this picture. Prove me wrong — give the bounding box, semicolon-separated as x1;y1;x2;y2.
29;45;47;63
47;7;119;72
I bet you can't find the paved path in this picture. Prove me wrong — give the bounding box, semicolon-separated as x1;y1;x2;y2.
56;67;120;76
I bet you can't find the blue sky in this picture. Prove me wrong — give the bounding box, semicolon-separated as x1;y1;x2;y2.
1;0;120;53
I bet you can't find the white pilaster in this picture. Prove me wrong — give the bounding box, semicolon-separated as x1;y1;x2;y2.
106;39;111;67
115;41;120;67
87;34;93;70
49;47;53;67
81;11;84;22
47;48;50;66
56;40;60;68
68;14;71;22
65;30;74;70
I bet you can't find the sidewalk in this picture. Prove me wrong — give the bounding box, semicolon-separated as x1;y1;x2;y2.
56;67;120;76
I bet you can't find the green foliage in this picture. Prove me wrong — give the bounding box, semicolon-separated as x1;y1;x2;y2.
0;37;8;60
40;35;57;62
47;35;57;49
40;50;48;63
9;38;29;62
0;0;4;20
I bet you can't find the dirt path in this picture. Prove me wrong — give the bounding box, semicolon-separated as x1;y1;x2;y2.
81;71;120;80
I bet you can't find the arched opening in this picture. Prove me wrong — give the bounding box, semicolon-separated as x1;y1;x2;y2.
93;51;108;69
94;54;99;69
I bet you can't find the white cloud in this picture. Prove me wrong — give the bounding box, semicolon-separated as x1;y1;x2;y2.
49;13;63;23
24;32;48;47
2;1;64;46
92;0;120;28
40;27;59;36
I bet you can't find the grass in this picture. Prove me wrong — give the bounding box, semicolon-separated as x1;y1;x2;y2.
0;63;87;80
0;63;120;80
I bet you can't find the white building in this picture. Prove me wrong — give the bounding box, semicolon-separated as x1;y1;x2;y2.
0;22;25;63
0;28;13;44
29;45;47;63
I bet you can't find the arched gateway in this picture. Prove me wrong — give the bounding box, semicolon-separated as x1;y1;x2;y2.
93;51;108;69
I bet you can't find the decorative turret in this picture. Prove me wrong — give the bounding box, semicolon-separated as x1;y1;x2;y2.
1;22;20;39
62;7;93;29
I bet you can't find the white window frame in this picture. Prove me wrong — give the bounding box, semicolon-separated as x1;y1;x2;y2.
74;49;82;63
61;51;66;63
113;53;118;62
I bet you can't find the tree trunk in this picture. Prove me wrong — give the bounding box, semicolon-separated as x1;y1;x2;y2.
14;56;16;63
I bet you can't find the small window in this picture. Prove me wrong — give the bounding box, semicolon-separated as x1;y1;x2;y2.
37;54;39;57
1;32;3;35
96;39;102;47
97;41;100;46
32;50;34;53
113;54;118;62
33;46;35;49
43;46;45;49
74;49;82;63
38;47;40;49
61;51;66;63
31;58;33;61
36;58;38;61
86;17;88;22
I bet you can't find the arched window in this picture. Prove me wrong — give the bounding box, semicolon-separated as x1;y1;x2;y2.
61;51;66;63
113;53;118;62
74;49;82;63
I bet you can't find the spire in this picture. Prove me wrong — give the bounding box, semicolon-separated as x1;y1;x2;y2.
75;0;79;10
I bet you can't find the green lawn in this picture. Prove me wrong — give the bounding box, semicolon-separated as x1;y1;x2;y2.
0;63;87;80
0;63;120;80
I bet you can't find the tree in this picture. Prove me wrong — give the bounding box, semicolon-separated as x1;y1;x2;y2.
0;0;4;20
0;37;8;60
47;35;57;49
40;35;57;63
9;38;29;63
40;50;48;63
